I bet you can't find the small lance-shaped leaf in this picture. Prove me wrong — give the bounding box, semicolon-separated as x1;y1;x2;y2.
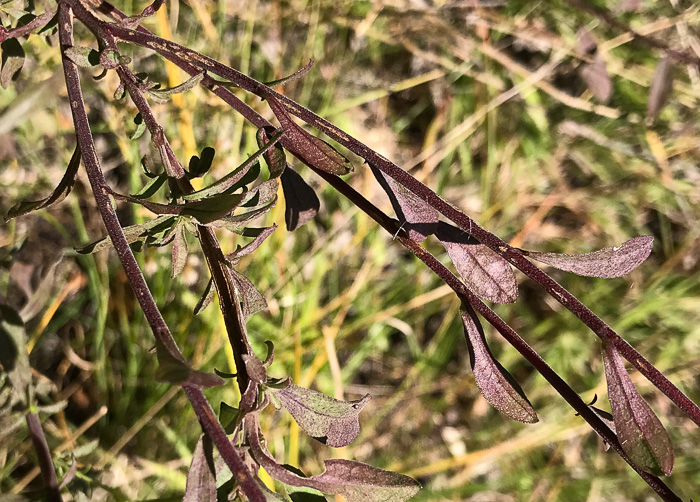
154;339;223;388
148;71;204;100
265;59;314;88
256;126;287;179
76;215;177;254
460;305;538;423
226;225;276;264
266;95;352;176
183;435;216;502
7;144;81;220
0;305;33;406
231;268;267;319
647;54;675;122
437;222;518;304
62;45;100;68
170;220;188;278
131;113;146;140
525;235;653;278
194;277;215;315
581;55;612;103
272;384;372;447
370;164;439;242
248;431;420;502
280;167;319;231
602;343;674;476
1;38;25;88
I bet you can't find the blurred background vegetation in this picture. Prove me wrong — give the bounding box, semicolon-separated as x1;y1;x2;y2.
1;0;699;500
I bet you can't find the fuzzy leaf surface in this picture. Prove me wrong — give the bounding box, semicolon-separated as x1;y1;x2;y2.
273;384;371;447
437;223;518;303
76;215;176;254
461;306;538;423
280;167;319;231
527;236;653;278
6;145;81;220
183;435;216;502
266;96;352;175
603;343;674;476
370;164;438;242
256;126;287;179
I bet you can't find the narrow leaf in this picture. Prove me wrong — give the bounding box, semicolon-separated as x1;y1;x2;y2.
460;305;538;423
647;55;675;122
265;59;314;88
184;435;216;502
76;215;176;254
194;277;215;315
231;269;267;319
63;46;99;68
149;71;204;98
6;144;81;220
0;305;32;406
370;164;439;242
132;173;168;199
226;225;276;263
205;199;277;229
171;220;188;278
256;126;287;179
602;343;674;476
280;167;319;231
581;55;612;103
242;354;267;384
437;222;518;304
273;384;371;447
1;38;25;88
131;113;146;140
266;95;352;176
526;235;653;278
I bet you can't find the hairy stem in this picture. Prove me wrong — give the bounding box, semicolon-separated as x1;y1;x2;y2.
56;5;262;500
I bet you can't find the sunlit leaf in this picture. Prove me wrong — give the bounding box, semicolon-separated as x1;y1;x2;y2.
183;435;216;502
256;126;287;179
76;215;177;254
460;305;538;423
171;220;188;278
6;144;81;220
370;164;438;242
243;354;267;384
62;45;99;68
280;167;319;231
647;54;674;122
272;384;371;447
132;173;168;199
1;38;25;88
437;222;518;304
526;235;653;278
266;95;352;176
194;277;215;315
231;268;267;319
219;402;240;434
148;71;204;99
265;59;314;88
226;225;276;264
602;343;673;476
131;113;146;140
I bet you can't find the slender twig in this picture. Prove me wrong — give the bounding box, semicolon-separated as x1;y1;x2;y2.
0;9;56;43
26;412;62;502
56;5;263;500
105;21;700;428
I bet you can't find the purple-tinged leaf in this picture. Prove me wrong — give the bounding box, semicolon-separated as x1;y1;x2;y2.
146;72;204;103
59;457;78;489
226;226;276;264
183;435;216;502
62;45;99;67
576;28;597;56
256;126;287;179
248;421;420;501
266;95;352;176
194;277;214;315
581;55;612;103
155;338;223;389
437;222;518;304
242;179;279;208
265;59;314;88
526;235;653;278
647;55;675;122
1;38;25;88
602;343;674;476
231;269;267;319
6;144;81;220
280;167;319;231
0;305;32;405
243;354;267;384
171;221;188;278
272;384;371;447
370;164;439;242
576;395;616;451
460;306;538;423
205;198;277;229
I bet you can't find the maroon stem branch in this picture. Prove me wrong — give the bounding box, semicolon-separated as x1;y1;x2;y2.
26;412;62;502
102;23;700;428
0;8;56;43
56;4;263;500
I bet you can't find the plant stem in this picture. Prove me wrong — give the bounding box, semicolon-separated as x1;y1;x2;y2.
56;5;263;500
26;412;62;502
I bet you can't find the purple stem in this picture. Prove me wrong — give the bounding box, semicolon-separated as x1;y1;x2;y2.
26;412;62;502
56;5;263;500
0;8;56;43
